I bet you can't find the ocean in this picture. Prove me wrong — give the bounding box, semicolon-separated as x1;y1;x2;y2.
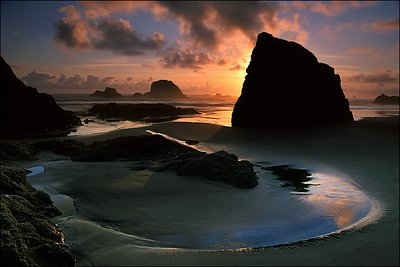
53;94;399;136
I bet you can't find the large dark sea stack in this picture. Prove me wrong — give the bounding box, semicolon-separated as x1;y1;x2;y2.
1;56;81;138
144;80;186;99
232;32;353;128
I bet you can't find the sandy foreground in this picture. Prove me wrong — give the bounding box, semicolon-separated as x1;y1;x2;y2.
20;116;399;266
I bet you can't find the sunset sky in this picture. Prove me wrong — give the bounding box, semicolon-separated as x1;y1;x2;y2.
1;1;399;98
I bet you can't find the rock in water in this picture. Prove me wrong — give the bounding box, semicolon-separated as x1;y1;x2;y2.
231;32;353;128
89;87;122;98
177;150;259;189
144;80;186;99
373;94;399;105
0;56;81;138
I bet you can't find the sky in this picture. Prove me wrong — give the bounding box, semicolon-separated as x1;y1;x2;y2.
1;1;399;98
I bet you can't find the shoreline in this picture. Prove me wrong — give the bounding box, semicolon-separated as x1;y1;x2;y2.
9;115;398;265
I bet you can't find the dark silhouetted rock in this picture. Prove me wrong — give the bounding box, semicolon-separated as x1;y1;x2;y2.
0;56;81;139
231;32;353;128
1;164;74;267
33;135;204;162
89;87;122;98
132;80;186;99
373;94;399;105
88;103;199;122
0;140;40;161
177;150;259;188
132;92;143;98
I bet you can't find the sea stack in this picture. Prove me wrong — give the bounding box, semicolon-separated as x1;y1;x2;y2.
89;87;122;98
231;32;353;128
0;56;81;138
132;80;186;99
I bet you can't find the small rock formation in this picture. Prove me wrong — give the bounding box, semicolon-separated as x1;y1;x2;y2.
1;140;40;161
88;103;199;122
177;151;259;188
0;56;81;138
373;94;399;105
132;80;186;99
89;87;122;98
0;164;74;266
231;32;353;128
33;136;259;189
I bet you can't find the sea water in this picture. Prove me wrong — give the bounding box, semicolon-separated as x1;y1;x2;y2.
53;94;399;137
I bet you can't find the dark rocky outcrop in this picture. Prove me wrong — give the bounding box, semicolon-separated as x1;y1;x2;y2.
33;135;204;162
0;140;40;161
231;32;353;128
0;56;81;139
89;87;122;98
88;103;199;122
373;94;399;105
132;80;186;99
177;151;259;188
33;136;259;189
0;164;74;266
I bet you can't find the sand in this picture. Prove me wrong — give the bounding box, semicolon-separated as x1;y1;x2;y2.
19;116;399;266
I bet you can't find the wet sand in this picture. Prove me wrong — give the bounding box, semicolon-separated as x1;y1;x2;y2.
21;116;398;266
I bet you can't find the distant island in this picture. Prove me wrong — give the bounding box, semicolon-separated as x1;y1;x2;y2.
89;87;122;98
132;80;186;99
373;94;399;105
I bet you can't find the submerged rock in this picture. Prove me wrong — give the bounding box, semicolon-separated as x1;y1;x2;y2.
0;56;81;139
177;151;259;189
89;87;122;98
373;94;399;105
231;32;353;128
88;103;199;122
132;80;186;99
0;164;74;267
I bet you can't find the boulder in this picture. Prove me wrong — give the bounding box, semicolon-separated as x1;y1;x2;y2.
88;103;199;122
373;94;399;105
177;150;259;188
132;80;186;99
0;164;74;267
89;87;122;98
0;56;81;139
231;32;353;128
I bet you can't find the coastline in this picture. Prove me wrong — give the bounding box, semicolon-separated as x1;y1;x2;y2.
10;115;399;266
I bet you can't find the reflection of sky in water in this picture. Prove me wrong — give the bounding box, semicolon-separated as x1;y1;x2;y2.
153;170;375;250
26;166;45;176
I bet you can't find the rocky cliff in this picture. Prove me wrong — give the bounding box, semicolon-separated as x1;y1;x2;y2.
0;56;81;138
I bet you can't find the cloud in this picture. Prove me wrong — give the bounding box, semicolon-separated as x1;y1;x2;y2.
290;1;375;17
229;64;244;71
159;47;220;70
54;5;166;55
21;71;56;87
92;18;165;55
21;71;153;93
323;19;399;36
54;5;92;50
348;71;398;84
345;47;380;57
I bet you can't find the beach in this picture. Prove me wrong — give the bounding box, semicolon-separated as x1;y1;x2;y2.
16;115;399;266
